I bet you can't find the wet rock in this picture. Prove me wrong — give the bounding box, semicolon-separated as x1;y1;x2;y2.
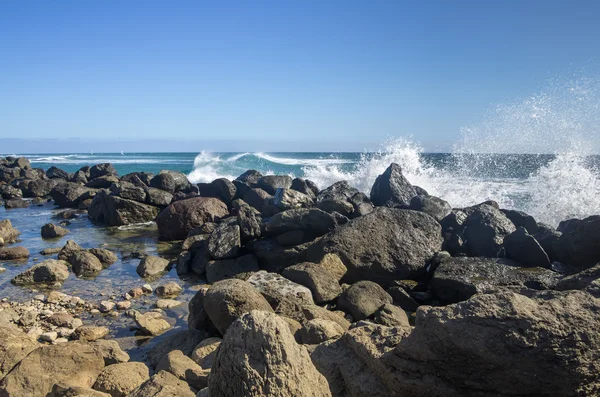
337;281;392;321
463;204;516;257
70;251;104;277
11;259;69;285
99;301;115;313
0;325;39;380
283;262;342;304
155;281;182;298
41;223;69;239
210;310;332;397
430;256;561;304
149;170;191;193
73;326;110;341
93;362;150;397
533;224;562;262
191;337;221;369
58;239;84;261
136;255;170;277
156;197;229;241
204;279;274;335
0;246;29;260
299;318;345;345
370;163;417;207
291;178;318;197
273;188;314;210
247;270;314;306
205;254;260;283
156;350;209;390
128;371;196;397
132;311;171;336
504;227;550;268
207;223;241;259
256;175;293;195
0;343;105;396
307;208;442;285
0;185;23;200
22;178;59;198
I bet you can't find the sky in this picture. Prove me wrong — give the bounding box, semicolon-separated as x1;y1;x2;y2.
1;0;599;152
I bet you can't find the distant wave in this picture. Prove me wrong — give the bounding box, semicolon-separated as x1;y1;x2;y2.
255;153;352;166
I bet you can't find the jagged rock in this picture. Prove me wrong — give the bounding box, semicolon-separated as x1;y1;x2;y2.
430;256;561;304
386;286;419;312
207;223;241;259
503;227;550;268
149;170;191;193
337;281;392;321
283;262;342;304
208;178;237;205
0;184;23;200
136;255;170;277
291;178;318;197
317;181;358;203
90;163;117;179
533;224;562;262
299;318;345;344
41;223;69;238
58;239;83;261
120;172;154;186
69;251;103;277
463;204;516;257
273;188;314;210
203;279;274;335
501;209;539;234
256;175;293;195
209;310;332;397
0;246;29;260
409;195;452;221
370;163;417;207
109;181;147;202
156;197;229;241
93;362;150;397
128;371;196;397
264;208;338;236
554;215;600;272
50;182;89;208
22;178;59;197
11;259;69;285
205;254;260;283
156;350;209;390
236;169;263;184
247;270;314;306
307;208;442;285
236;203;262;241
88;191;159;226
0;343;105;397
191;337;221;369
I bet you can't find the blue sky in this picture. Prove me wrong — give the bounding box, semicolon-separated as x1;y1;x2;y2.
1;0;599;152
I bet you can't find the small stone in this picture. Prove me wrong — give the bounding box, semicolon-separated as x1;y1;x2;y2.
142;284;153;293
40;331;58;342
53;337;69;344
33;294;46;302
124;293;132;301
73;325;109;341
129;288;144;299
155;299;183;310
155;282;182;298
116;301;131;310
90;309;100;315
99;301;116;313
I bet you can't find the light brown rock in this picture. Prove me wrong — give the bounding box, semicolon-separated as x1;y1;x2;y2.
93;362;150;397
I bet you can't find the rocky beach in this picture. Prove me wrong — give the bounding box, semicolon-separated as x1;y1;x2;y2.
0;155;599;397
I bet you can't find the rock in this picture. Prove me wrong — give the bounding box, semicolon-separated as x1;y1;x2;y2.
86;175;120;189
110;182;147;202
89;339;130;365
203;279;274;335
127;371;196;397
276;230;305;246
241;187;273;213
99;301;115;313
121;172;154;187
273;188;314;210
188;287;217;334
50;383;111;397
316;253;347;282
70;251;104;277
73;326;110;341
156;299;182;309
22;178;59;198
0;219;20;242
93;362;150;397
4;198;29;209
88;248;118;267
40;331;58;342
136;255;170;278
144;187;173;207
58;239;83;261
283;262;342;304
504;227;550;268
156;197;229;241
132;311;171;336
50;182;88;208
373;303;410;327
533;224;562;262
11;259;69;285
0;343;104;396
0;325;39;380
554;215;600;272
156;350;209;390
208;178;237;205
317;199;355;217
146;329;206;369
370;163;417;207
90;163;117;179
299;318;345;344
386;286;419;312
337;281;392;321
47;312;77;328
463;204;516;257
501;209;539;234
556;264;600;291
430;256;561;304
236;203;261;241
256;175;293;195
149;170;191;193
409;195;452;221
176;250;192;275
247;270;314;306
264;208;338;237
207;224;241;259
41;223;69;239
88;191;159;226
307;208;442;285
291;178;319;197
0;246;29;260
10;157;31;169
205;254;260;283
191;337;221;369
209;311;331;397
0;185;23;200
71;167;91;184
155;282;183;298
248;239;311;274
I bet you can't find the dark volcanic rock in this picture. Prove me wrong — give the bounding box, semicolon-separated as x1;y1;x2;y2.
50;182;88;208
337;281;392;321
89;163;117;179
256;175;292;195
503;227;550;268
291;178;319;198
41;223;69;239
4;199;29;209
409;195;452;221
236;169;263;185
242;188;273;213
205;254;260;283
273;188;314;211
501;209;539;234
86;175;120;189
306;207;443;285
533;224;562;262
283;262;342;304
144;187;173;207
370;163;417;207
46;166;70;180
264;208;338;237
21;179;58;198
317;181;358;203
554;215;600;273
149;170;191;193
555;264;600;291
236;203;262;241
463;204;516;257
88;191;159;226
156;197;229;240
248;239;310;273
430;256;560;304
207;223;241;260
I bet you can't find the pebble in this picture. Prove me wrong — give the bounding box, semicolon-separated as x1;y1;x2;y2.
40;309;54;316
116;301;131;310
90;309;100;315
129;288;144;299
142;284;153;293
124;293;132;301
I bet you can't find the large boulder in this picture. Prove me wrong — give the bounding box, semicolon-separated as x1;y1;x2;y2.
207;223;241;259
236;202;262;241
283;262;342;304
209;310;332;397
88;191;159;226
69;251;104;277
463;204;516;257
11;259;70;285
554;215;600;272
90;163;117;180
128;371;196;397
337;281;392;321
205;255;260;283
50;182;89;208
264;208;339;237
370;163;417;207
430;256;561;304
93;362;150;397
0;343;105;397
0;246;29;260
156;197;229;241
21;178;59;197
136;255;170;278
409;195;452;221
306;208;443;285
247;270;315;306
256;175;293;195
203;279;274;335
41;223;69;239
273;188;314;210
144;187;173;207
382;290;600;396
188;286;218;335
149;170;191;193
156;350;209;390
0;326;39;380
503;227;550;268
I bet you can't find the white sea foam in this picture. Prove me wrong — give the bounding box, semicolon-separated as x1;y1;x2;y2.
255;152;352;166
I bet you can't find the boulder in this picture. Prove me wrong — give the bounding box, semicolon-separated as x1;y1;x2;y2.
0;326;39;380
236;203;262;241
283;262;342;304
191;337;221;369
503;227;550;268
247;270;314;306
205;254;260;283
386;286;419;312
0;343;105;397
22;178;59;197
120;172;154;186
4;198;29;209
156;350;209;390
317;181;358;203
11;259;69;285
555;264;600;291
50;182;88;208
88;248;118;267
188;286;217;335
41;223;69;239
86;175;120;189
430;256;561;304
88;192;159;226
69;251;103;277
256;175;293;195
264;208;338;237
242;188;273;213
149;170;191;193
50;384;111;397
208;178;237;205
317;199;355;217
0;219;20;242
299;318;345;345
127;371;196;397
409;195;452;221
273;188;314;210
146;329;206;369
0;185;23;200
533;224;562;262
58;239;83;261
291;178;318;197
156;197;229;241
307;208;443;285
463;204;516;257
109;182;147;202
132;311;171;336
337;281;392;321
73;326;110;342
144;187;173;207
501;209;539;234
90;163;117;180
0;246;29;260
203;279;274;335
155;281;183;298
90;340;130;365
373;303;410;327
236;169;263;184
554;215;600;272
209;310;332;397
93;362;150;397
370;163;417;207
247;239;311;273
136;256;170;277
382;290;600;396
207;223;241;259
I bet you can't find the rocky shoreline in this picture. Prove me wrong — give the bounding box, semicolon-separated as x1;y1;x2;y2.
0;155;599;396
